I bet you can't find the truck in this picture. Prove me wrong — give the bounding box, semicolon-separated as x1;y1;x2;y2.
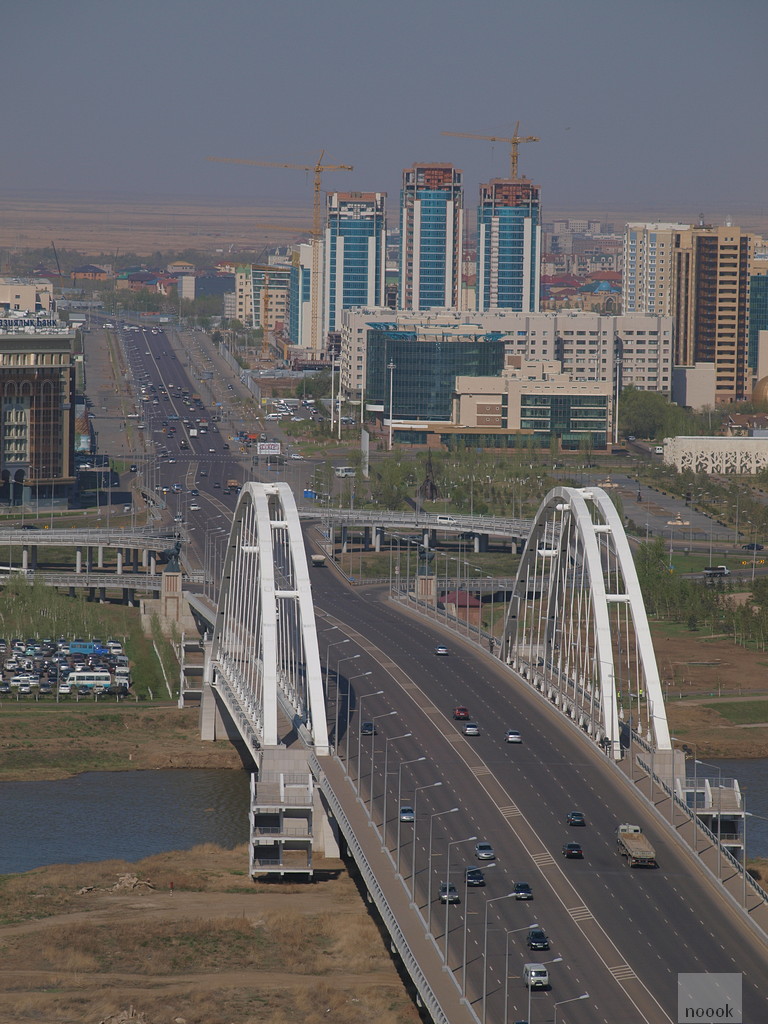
703;565;730;578
617;823;657;867
310;554;326;567
189;428;198;438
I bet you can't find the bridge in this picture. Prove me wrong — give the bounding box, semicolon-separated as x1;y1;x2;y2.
198;482;768;1023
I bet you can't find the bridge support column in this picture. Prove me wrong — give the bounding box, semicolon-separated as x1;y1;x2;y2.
150;553;156;575
422;530;431;549
475;533;489;553
97;545;104;569
22;546;29;571
363;526;372;551
340;526;348;554
117;551;123;574
374;526;383;552
141;548;148;569
76;547;82;573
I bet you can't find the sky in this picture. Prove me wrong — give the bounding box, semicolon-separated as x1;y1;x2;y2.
3;0;767;222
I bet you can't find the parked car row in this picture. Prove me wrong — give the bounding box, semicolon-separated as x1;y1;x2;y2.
0;636;131;697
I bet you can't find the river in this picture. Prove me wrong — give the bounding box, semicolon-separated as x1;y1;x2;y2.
0;769;251;875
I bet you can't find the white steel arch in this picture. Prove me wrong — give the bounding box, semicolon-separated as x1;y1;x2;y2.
208;482;329;756
502;485;671;760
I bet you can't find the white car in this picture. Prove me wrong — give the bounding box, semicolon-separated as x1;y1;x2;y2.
290;453;304;460
504;729;522;743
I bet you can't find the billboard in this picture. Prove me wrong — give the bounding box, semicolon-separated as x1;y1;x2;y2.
258;442;281;457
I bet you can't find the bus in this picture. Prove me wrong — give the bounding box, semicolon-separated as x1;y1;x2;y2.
69;670;112;691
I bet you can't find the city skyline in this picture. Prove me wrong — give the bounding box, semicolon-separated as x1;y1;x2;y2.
1;0;767;223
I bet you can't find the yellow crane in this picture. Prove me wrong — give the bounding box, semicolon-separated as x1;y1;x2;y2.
208;151;353;352
441;122;539;180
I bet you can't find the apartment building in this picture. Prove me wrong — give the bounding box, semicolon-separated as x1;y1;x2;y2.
399;163;464;310
623;223;689;316
324;192;386;336
477;178;541;312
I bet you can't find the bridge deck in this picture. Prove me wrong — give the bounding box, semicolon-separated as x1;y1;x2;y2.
313;753;477;1024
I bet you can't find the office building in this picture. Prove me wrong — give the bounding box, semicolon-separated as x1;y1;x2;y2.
0;310;76;504
324;192;386;337
672;224;759;405
477;179;541;312
623;223;690;317
287;241;324;356
0;277;54;314
399;163;464;311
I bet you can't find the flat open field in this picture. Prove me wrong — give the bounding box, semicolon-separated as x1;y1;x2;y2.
0;192;312;255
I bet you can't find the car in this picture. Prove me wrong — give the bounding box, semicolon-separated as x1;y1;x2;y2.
474;841;495;861
438;882;460;904
360;721;377;736
562;842;584;859
566;811;586;826
290;453;304;460
399;805;415;823
130;464;138;472
526;928;549;951
190;489;199;496
199;469;208;477
189;504;201;512
208;448;216;453
0;683;10;695
213;481;221;488
504;729;522;743
173;514;184;523
463;722;480;736
434;645;449;656
742;543;764;551
513;881;533;900
453;706;470;720
222;443;230;450
464;867;486;887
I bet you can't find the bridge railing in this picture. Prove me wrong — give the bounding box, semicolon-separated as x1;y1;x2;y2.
309;753;459;1024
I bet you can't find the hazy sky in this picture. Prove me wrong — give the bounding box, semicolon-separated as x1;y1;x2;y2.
3;0;767;220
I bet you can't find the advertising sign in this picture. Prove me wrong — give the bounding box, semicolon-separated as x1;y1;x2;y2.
258;442;281;457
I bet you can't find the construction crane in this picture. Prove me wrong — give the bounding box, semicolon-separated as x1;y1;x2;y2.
441;122;539;180
208;151;353;353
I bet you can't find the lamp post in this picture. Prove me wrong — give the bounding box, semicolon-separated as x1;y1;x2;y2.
503;922;538;1024
554;992;589;1023
342;665;369;765
325;635;350;746
381;733;412;843
355;690;384;792
445;834;476;972
482;893;522;1024
411;781;443;902
365;709;397;806
387;359;396;450
696;758;723;880
528;957;563;1024
426;807;459;932
396;757;426;874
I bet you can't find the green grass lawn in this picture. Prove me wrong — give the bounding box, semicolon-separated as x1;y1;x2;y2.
701;700;768;725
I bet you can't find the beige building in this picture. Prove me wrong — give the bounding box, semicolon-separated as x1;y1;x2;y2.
452;357;612;438
623;223;690;317
0;277;54;314
234;265;290;332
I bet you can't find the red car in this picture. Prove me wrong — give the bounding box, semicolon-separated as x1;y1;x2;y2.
453;706;470;720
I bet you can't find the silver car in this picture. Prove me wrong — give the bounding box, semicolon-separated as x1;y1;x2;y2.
474;841;496;861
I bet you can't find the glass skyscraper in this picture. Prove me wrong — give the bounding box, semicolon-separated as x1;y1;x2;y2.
324;192;386;336
399;164;464;311
477;179;540;312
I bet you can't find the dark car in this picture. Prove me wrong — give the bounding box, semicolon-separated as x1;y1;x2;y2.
438;882;460;904
562;842;584;859
464;867;486;887
360;721;377;736
513;881;533;899
742;543;764;551
526;928;550;951
566;811;586;826
130;464;138;473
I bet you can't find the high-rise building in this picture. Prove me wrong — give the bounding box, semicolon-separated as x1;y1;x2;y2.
672;224;759;404
399;163;464;310
622;222;690;316
288;241;324;355
324;192;386;337
477;178;541;312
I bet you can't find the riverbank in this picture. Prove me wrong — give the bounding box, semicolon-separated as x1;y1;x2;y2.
0;843;419;1024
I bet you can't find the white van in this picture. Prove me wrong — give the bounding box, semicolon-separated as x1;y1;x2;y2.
654;445;664;455
334;466;356;478
523;963;550;989
436;514;457;525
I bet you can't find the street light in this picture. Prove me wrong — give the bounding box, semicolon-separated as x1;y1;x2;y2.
381;733;412;843
355;690;384;792
426;807;459;932
503;922;538;1024
342;666;369;764
445;834;476;971
554;992;589;1023
696;758;723;880
365;709;397;806
396;757;426;874
411;781;443;902
528;957;563;1024
387;359;396;450
482;893;527;1024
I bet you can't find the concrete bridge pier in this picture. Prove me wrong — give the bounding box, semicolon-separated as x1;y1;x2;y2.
76;547;83;573
150;553;156;574
475;533;490;553
340;526;348;554
22;547;29;571
97;546;104;569
141;548;148;569
117;551;123;574
374;526;383;552
362;526;372;551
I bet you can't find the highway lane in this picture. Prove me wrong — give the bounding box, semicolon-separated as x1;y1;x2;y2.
308;565;768;1023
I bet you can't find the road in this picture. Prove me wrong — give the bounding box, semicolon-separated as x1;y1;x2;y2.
308;564;768;1023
